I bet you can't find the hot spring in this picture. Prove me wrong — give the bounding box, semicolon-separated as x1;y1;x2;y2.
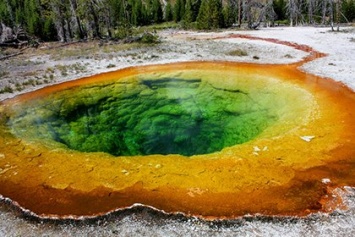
7;72;280;157
0;61;354;219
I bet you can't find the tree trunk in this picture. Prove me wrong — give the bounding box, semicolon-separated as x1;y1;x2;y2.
106;7;112;38
330;0;334;31
50;1;67;42
238;0;242;26
60;16;67;42
336;0;341;31
308;0;313;24
69;0;85;39
287;0;300;26
244;0;253;28
89;0;100;38
321;0;327;25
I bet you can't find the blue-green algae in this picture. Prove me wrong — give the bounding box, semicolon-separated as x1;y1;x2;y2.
7;77;278;156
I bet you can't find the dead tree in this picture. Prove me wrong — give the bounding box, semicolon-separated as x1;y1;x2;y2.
0;23;15;44
0;24;32;48
307;0;316;24
243;0;274;29
264;0;276;27
325;0;342;31
286;0;303;26
50;0;68;42
321;0;328;25
287;0;296;26
238;0;242;26
88;0;101;38
335;0;342;31
69;0;85;39
319;0;342;31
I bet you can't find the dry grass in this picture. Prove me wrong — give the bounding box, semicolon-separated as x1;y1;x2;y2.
40;41;146;60
284;54;294;58
0;71;9;78
226;49;248;57
0;86;13;94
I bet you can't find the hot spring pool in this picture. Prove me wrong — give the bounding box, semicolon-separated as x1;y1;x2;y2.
0;61;354;219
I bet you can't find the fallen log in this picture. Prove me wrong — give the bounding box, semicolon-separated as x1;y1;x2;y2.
0;51;23;61
0;42;21;48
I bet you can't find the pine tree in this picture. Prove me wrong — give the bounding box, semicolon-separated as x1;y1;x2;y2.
223;0;238;27
136;0;145;25
191;0;202;21
183;0;194;27
209;0;223;28
0;0;13;26
174;0;186;22
164;1;173;21
24;0;41;36
349;0;355;22
196;0;210;29
151;0;163;23
273;0;287;21
196;0;223;29
342;0;355;22
15;6;24;27
42;16;56;41
117;0;131;36
130;0;144;26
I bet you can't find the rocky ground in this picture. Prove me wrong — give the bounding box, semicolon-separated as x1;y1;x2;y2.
0;26;355;236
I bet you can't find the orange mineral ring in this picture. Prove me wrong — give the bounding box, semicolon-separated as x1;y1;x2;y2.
0;43;354;220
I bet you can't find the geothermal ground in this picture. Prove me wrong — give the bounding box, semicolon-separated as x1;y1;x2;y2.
0;26;355;236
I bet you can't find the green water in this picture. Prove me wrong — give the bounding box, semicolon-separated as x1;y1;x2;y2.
7;78;277;156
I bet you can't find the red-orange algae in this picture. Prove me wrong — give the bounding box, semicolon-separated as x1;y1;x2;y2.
0;41;354;220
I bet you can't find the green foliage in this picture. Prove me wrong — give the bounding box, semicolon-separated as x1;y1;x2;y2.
196;0;209;29
42;17;57;41
273;0;287;21
151;0;163;23
114;26;132;39
196;0;223;30
164;1;173;21
173;0;185;22
133;21;179;33
209;0;223;28
2;0;355;42
342;0;355;22
191;0;201;21
24;0;41;36
182;0;193;28
227;49;248;57
0;86;13;94
0;1;13;26
0;70;9;78
223;0;237;28
130;0;144;26
0;0;54;40
139;32;159;44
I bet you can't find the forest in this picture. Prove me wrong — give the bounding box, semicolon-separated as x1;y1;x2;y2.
0;0;355;43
